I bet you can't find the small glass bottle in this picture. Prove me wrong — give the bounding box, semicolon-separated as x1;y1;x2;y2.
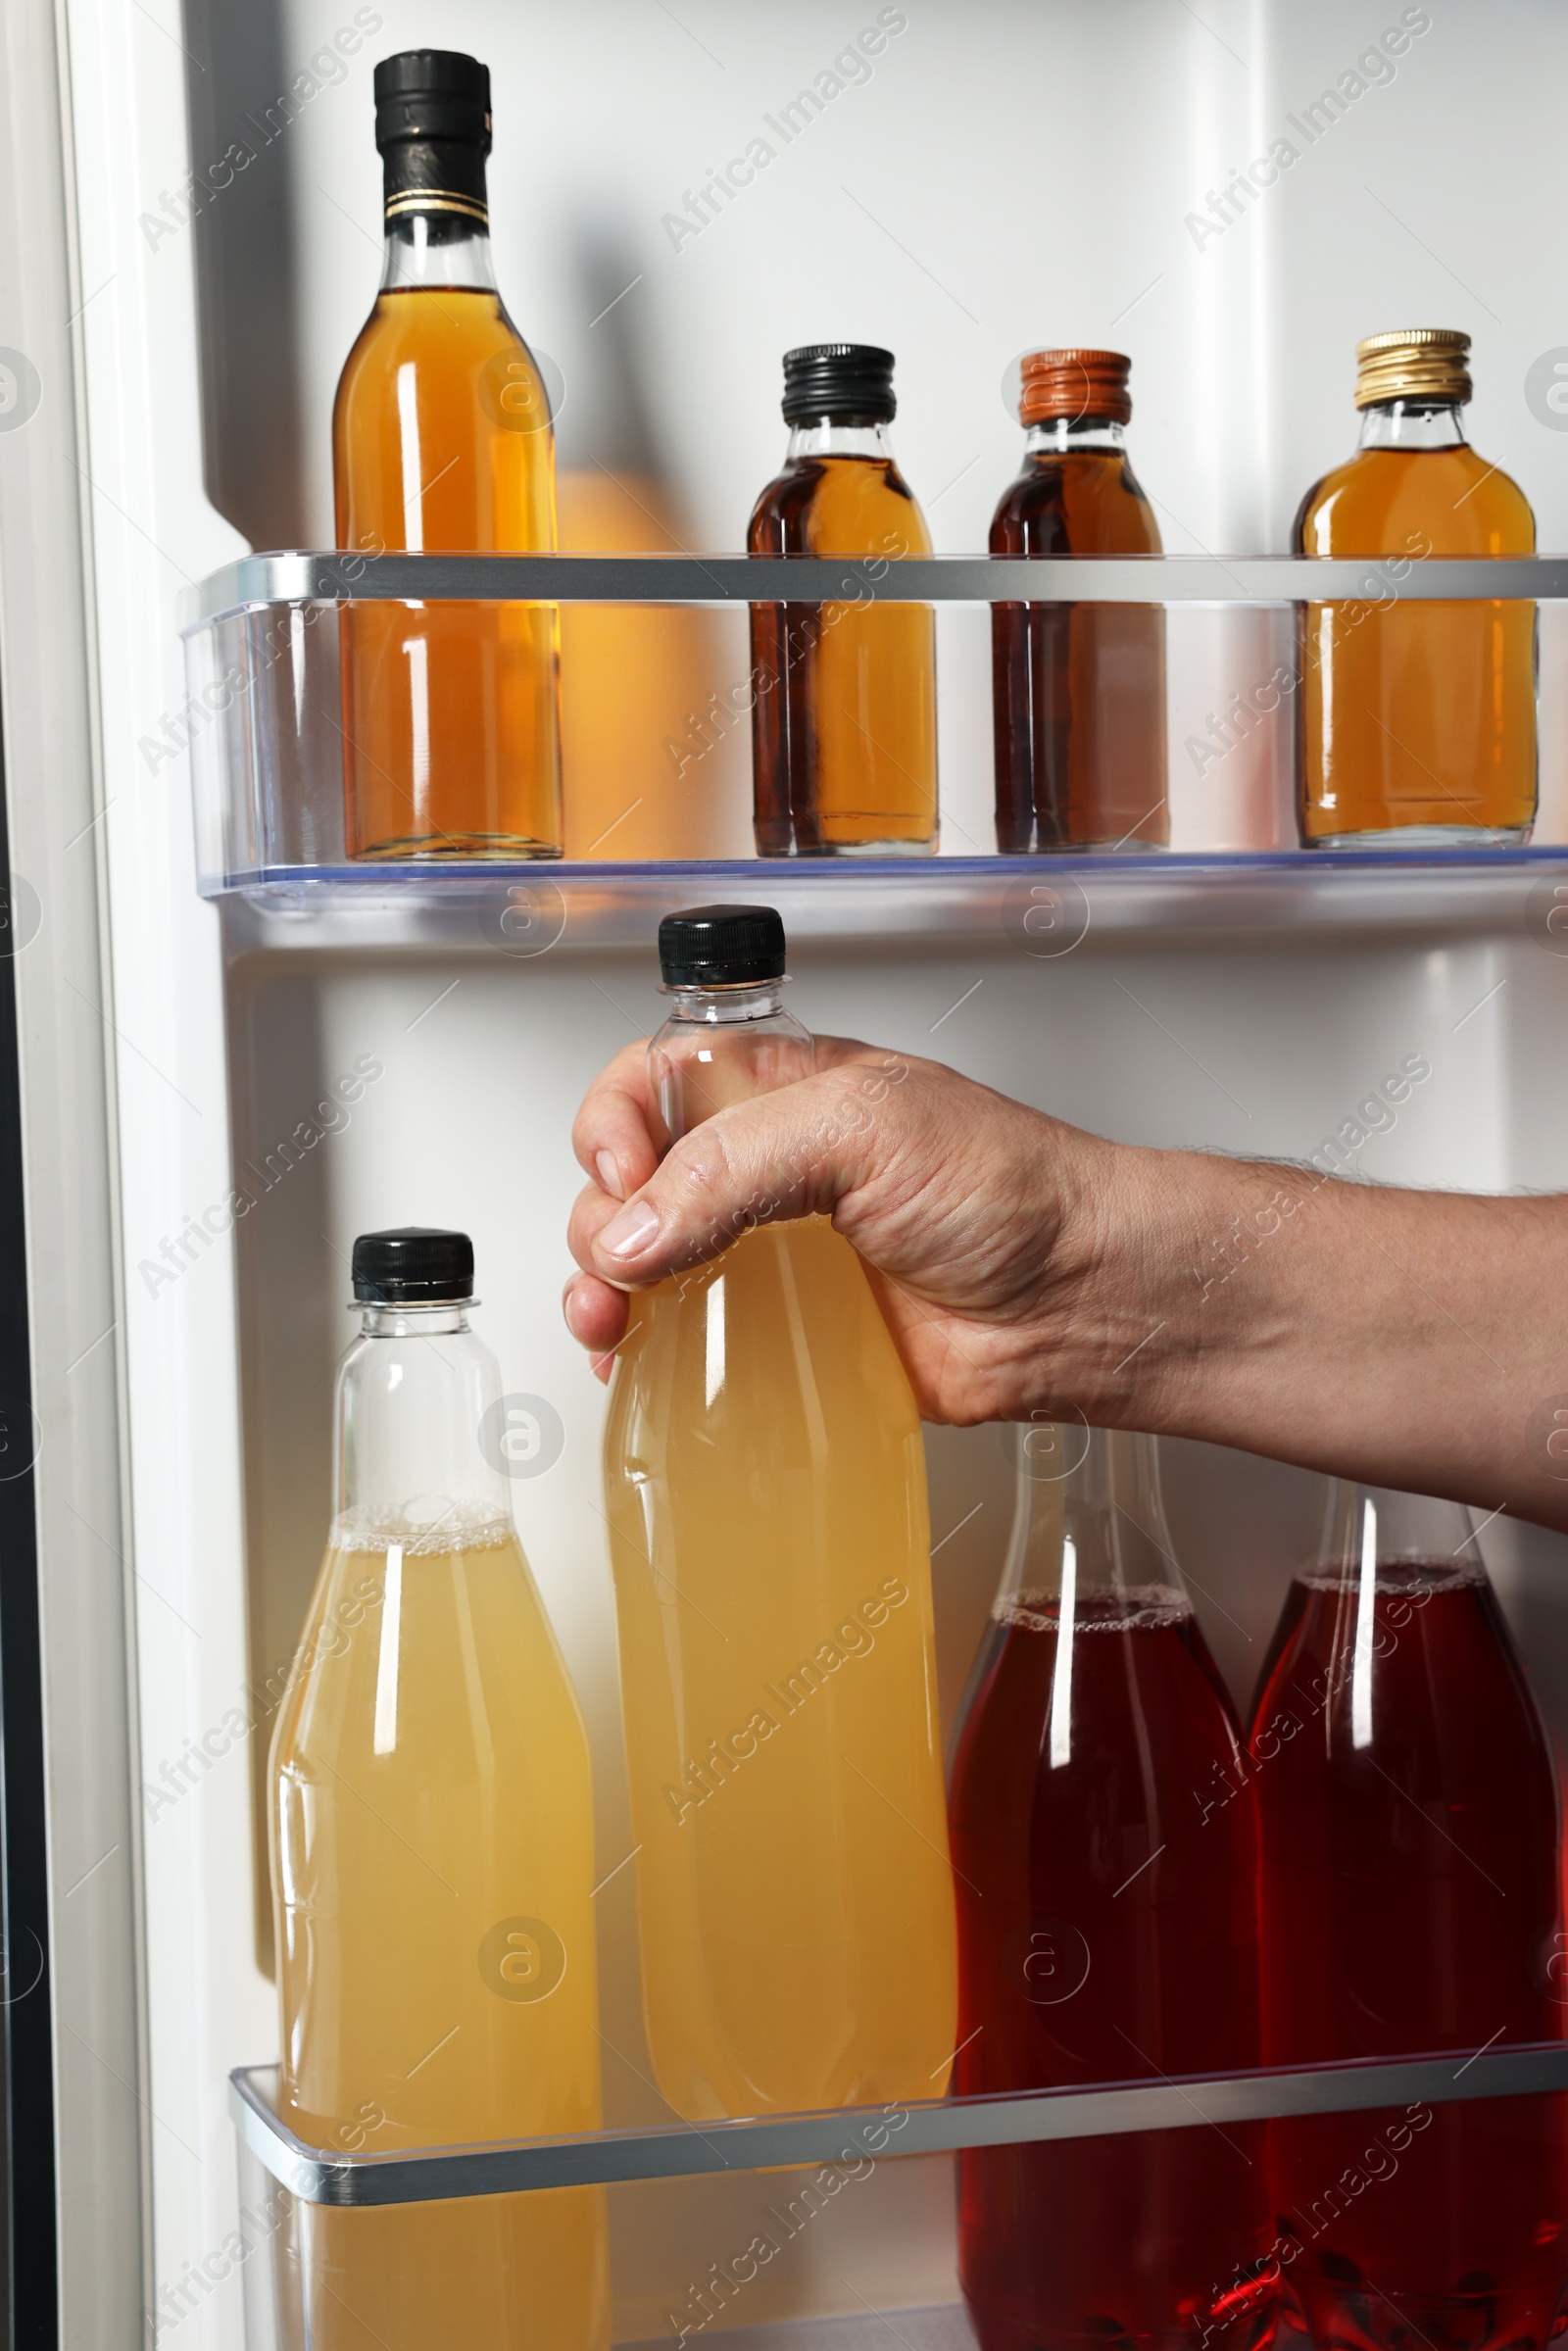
270;1228;607;2351
603;906;956;2118
1295;329;1537;846
949;1426;1274;2351
990;349;1167;852
1251;1481;1567;2351
333;51;563;859
748;344;939;857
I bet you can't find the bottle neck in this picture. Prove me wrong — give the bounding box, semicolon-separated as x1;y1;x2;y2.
334;1298;512;1540
1000;1425;1189;1608
1022;415;1129;456
358;1299;470;1338
785;418;896;462
1357;399;1467;451
648;983;813;1151
1314;1480;1480;1580
662;981;786;1025
380;211;497;293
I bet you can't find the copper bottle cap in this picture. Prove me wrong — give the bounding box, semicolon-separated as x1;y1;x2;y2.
1019;348;1133;427
1354;328;1471;410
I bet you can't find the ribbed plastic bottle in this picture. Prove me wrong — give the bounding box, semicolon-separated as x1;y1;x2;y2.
603;906;956;2119
270;1229;607;2351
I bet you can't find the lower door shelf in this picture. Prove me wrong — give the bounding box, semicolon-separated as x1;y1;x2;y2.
229;2043;1568;2206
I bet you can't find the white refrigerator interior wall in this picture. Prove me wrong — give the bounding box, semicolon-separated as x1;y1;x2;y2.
54;0;1568;2342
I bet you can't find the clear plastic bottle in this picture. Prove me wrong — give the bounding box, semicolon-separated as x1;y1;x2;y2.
949;1426;1275;2351
603;906;957;2119
1251;1481;1568;2351
269;1228;607;2351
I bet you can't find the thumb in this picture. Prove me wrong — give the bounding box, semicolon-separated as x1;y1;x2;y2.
585;1063;892;1288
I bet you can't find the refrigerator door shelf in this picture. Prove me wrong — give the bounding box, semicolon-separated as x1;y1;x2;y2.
208;853;1568;952
229;2043;1568;2209
179;553;1567;900
174;553;1568;629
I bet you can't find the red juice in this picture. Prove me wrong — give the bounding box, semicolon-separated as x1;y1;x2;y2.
1251;1556;1568;2351
950;1585;1277;2351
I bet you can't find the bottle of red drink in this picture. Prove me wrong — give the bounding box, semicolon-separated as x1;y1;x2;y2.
1250;1482;1568;2351
949;1425;1276;2351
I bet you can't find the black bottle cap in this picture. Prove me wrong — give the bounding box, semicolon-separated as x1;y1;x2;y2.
781;343;896;425
374;51;491;220
659;906;787;989
353;1227;474;1303
374;51;491;150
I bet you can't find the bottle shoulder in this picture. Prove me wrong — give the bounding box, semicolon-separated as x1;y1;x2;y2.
607;1220;915;1421
1252;1567;1555;1781
332;289;557;546
988;452;1162;555
748;455;933;556
1294;442;1536;555
270;1529;583;1770
333;289;545;427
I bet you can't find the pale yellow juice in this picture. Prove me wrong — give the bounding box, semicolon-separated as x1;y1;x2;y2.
270;1514;609;2350
605;1216;957;2121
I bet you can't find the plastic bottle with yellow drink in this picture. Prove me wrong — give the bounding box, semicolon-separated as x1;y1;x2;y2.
269;1227;607;2351
603;906;957;2121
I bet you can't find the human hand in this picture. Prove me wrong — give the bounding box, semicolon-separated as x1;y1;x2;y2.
563;1035;1125;1425
565;1026;1568;1534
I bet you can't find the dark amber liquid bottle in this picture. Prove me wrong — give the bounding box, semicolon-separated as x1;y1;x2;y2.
748;344;937;857
1296;329;1536;846
991;350;1166;853
333;50;562;859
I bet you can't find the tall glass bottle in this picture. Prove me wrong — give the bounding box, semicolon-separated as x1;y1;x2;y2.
949;1426;1274;2351
603;906;956;2118
333;51;562;858
1251;1482;1567;2351
991;349;1167;852
270;1229;607;2351
1295;329;1536;845
748;344;938;857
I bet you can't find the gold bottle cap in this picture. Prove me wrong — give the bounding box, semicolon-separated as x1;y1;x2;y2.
1019;348;1133;427
1353;328;1471;410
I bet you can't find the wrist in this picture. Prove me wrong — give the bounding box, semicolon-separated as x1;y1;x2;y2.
1024;1140;1298;1432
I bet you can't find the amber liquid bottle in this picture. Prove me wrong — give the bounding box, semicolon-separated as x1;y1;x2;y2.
748;343;938;857
1296;329;1536;846
333;50;562;859
991;349;1166;853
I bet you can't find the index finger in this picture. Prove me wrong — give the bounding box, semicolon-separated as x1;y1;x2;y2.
571;1032;879;1205
571;1037;658;1203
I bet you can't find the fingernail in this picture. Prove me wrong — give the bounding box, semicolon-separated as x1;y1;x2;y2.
598;1200;660;1259
596;1150;624;1200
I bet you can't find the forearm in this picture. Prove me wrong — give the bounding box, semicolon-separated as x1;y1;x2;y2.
1059;1143;1568;1533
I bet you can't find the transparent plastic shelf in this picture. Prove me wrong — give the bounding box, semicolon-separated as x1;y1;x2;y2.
176;551;1568;623
177;550;1568;921
229;2042;1568;2208
216;850;1568;957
